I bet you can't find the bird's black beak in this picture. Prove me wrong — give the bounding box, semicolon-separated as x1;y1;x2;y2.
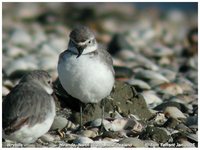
76;45;86;58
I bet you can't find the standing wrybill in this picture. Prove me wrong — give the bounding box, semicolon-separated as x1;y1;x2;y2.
57;25;115;129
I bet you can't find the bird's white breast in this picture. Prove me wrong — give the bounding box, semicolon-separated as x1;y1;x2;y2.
58;52;114;103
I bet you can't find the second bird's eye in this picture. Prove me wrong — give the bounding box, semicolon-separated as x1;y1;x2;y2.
88;40;91;44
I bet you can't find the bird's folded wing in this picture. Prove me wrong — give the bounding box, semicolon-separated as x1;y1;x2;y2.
3;82;53;134
3;117;29;135
99;48;115;75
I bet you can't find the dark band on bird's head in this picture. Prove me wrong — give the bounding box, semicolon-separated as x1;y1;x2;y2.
70;25;95;43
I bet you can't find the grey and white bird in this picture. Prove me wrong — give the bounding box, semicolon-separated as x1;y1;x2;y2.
57;25;115;129
3;70;56;144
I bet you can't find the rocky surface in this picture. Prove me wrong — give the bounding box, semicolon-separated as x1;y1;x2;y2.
2;3;198;148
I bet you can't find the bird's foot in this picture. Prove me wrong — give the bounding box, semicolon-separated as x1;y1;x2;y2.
98;121;106;135
76;124;86;132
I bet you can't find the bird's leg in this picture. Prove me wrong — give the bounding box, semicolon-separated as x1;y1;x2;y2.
99;98;105;134
101;99;105;126
80;103;83;131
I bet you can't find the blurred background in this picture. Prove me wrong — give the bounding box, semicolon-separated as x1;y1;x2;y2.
2;2;198;93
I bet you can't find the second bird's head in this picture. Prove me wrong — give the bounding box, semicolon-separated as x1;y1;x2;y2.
68;25;97;58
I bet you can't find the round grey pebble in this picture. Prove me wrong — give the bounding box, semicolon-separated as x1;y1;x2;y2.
50;116;69;130
40;134;55;142
73;136;94;144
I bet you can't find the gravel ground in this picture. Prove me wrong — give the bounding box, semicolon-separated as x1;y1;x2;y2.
2;3;198;148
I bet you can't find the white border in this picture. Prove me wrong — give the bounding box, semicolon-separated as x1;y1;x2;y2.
1;0;199;2
0;1;199;150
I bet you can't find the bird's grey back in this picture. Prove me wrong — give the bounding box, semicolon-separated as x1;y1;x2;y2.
20;70;51;83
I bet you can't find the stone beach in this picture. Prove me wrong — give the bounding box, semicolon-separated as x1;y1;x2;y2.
2;3;198;148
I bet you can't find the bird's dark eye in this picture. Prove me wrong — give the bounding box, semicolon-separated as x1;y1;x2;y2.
88;40;91;44
48;80;51;84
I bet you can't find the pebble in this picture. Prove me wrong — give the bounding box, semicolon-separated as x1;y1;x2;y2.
175;123;191;132
104;118;143;132
10;28;32;46
49;36;67;52
102;131;121;139
112;111;123;119
2;86;10;96
73;136;94;144
159;68;177;81
127;79;151;90
64;133;78;142
177;93;197;105
178;138;196;147
149;43;174;57
163;117;180;128
164;106;186;120
143;140;159;147
188;56;198;69
151;113;167;126
38;56;58;70
185;132;198;142
16;3;41;19
91;140;117;148
80;130;98;138
4;46;27;58
132;54;159;71
5;56;38;76
32;28;47;46
167;9;185;23
158;56;171;65
90;118;110;127
135;69;169;86
185;116;198;128
50;116;77;131
175;77;195;93
48;143;58;147
40;134;55;142
154;101;190;113
155;83;183;96
141;126;171;143
3;79;13;86
114;66;133;79
118;137;145;147
37;42;58;57
186;70;198;85
141;90;162;108
108;33;133;56
115;49;135;61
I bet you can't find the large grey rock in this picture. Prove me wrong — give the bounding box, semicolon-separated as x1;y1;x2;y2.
54;79;153;124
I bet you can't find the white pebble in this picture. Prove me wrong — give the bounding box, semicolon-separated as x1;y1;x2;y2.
40;134;54;142
127;79;151;90
90;118;110;127
164;106;186;119
141;90;163;108
73;136;94;144
10;28;32;46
